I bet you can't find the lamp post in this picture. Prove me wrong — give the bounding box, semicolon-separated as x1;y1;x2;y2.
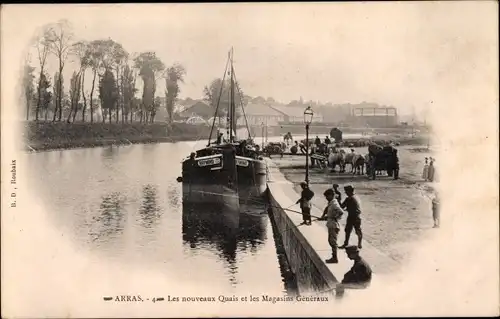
261;122;265;149
304;106;314;185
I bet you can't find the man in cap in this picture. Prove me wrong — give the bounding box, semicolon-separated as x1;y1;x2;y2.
296;182;315;225
332;183;342;204
339;245;372;288
321;188;344;263
339;185;363;249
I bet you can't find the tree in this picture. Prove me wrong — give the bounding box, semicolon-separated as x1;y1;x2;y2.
133;52;165;123
71;41;90;122
46;19;74;122
37;72;52;121
98;68;118;123
152;96;162;123
83;39;116;123
122;64;137;123
34;25;52;121
53;72;64;122
68;71;82;123
22;64;36;120
110;42;128;123
203;77;244;122
165;63;186;124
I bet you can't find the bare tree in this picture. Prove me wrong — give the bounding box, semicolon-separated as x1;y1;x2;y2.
46;20;74;122
67;71;81;123
70;41;89;122
33;26;52;121
22;58;36;121
111;42;128;123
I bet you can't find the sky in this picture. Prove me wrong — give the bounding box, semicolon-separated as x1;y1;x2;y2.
4;2;498;118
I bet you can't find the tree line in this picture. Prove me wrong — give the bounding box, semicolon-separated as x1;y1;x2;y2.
22;20;186;124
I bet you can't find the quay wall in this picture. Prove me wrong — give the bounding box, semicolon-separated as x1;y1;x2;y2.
267;189;338;295
265;158;351;296
266;158;388;298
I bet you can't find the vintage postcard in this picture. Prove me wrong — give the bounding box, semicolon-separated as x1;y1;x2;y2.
1;2;498;318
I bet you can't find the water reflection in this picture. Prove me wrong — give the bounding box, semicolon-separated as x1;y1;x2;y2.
182;202;268;286
138;184;162;229
101;145;118;159
89;192;127;243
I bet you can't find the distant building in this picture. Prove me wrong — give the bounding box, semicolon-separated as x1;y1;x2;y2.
237;103;285;126
269;105;324;124
350;105;398;127
178;101;212;120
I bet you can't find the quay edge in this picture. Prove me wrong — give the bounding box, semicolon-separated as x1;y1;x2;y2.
265;158;385;298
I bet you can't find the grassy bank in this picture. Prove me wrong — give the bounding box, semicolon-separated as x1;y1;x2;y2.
24;121;212;152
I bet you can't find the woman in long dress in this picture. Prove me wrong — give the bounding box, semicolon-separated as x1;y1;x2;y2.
427;157;435;182
422;157;429;181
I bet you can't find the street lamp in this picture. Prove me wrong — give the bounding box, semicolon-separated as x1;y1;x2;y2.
261;122;265;149
304;106;314;185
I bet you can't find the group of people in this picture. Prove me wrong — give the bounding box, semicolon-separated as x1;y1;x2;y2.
422;157;436;182
296;182;372;287
295;178;441;289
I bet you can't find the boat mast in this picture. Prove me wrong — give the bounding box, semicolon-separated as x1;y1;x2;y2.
229;47;236;143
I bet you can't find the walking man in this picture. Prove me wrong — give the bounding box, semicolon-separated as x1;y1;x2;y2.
321;189;344;264
432;192;440;228
296;182;314;225
339;185;363;249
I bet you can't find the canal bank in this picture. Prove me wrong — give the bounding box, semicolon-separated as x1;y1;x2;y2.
23;121;211;152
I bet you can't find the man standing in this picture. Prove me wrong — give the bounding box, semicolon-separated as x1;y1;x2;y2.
339;246;372;288
314;136;321;147
432;192;440;228
325;136;332;145
339;185;363;249
332;183;342;204
321;189;344;264
296;182;314;225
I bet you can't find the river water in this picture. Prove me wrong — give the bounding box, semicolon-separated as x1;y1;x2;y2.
25;138;303;296
24;133;368;296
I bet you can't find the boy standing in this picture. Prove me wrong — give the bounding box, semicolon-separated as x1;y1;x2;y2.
296;182;315;225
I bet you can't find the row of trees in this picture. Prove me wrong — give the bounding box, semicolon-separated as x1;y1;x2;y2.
22;20;187;124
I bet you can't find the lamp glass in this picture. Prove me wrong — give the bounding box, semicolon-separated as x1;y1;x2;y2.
304;106;314;125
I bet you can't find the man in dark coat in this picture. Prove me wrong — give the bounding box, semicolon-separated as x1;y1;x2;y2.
325;136;332;145
314;136;321;146
391;149;400;180
339;185;363;249
296;182;315;225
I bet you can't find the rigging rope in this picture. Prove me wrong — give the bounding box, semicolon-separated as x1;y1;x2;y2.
231;68;252;140
207;56;230;146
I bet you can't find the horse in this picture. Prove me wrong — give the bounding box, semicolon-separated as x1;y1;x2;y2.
352;153;366;175
328;149;346;173
343;149;357;173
